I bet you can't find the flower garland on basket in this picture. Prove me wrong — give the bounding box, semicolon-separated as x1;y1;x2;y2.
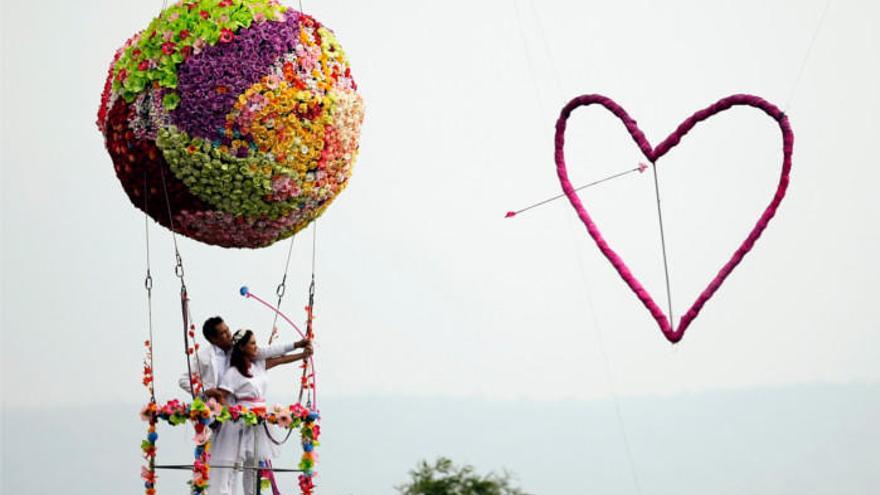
141;341;158;495
140;398;320;494
298;407;320;495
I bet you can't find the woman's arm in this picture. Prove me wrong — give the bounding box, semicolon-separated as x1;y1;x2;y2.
266;349;312;370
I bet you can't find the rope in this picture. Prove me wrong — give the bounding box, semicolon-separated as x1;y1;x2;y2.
268;235;296;345
298;221;318;407
649;162;675;331
158;168;199;400
263;422;296;446
143;172;157;403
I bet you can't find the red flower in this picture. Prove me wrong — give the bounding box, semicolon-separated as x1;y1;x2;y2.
219;0;233;6
116;69;127;82
219;28;234;43
179;29;190;40
138;60;149;71
199;10;210;19
162;42;176;55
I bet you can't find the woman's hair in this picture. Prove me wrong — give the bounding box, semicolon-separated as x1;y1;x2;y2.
229;329;254;378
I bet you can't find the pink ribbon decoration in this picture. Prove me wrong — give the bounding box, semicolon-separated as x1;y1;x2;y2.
554;94;793;343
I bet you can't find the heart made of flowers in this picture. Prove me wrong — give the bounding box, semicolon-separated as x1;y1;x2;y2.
554;94;793;343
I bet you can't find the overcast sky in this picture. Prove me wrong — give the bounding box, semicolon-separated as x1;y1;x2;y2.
2;0;879;493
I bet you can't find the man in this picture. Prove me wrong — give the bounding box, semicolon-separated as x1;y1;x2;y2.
180;316;310;495
178;316;310;399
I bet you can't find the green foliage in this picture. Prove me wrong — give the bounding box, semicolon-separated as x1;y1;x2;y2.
397;458;530;495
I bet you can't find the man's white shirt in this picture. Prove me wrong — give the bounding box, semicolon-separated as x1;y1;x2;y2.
178;341;297;394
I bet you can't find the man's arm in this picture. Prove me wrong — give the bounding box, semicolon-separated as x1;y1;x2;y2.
178;348;209;394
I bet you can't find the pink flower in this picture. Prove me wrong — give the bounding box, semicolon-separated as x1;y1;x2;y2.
254;12;266;22
291;403;308;419
192;38;207;55
277;410;293;428
219;28;234;43
265;74;281;90
141;466;156;483
193;427;212;445
206;397;223;416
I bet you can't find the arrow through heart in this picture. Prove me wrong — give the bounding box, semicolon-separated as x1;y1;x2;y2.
554;94;793;343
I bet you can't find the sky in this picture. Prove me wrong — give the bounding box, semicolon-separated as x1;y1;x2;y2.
2;0;879;493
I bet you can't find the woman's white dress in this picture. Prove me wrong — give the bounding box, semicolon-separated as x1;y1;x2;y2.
211;359;281;494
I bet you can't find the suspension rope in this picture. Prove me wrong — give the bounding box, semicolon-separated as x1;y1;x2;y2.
143;172;157;403
158;168;200;400
299;221;318;407
268;235;296;345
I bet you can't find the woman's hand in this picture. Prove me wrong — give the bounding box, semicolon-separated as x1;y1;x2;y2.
267;347;313;370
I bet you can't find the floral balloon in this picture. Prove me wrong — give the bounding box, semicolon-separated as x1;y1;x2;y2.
98;0;364;248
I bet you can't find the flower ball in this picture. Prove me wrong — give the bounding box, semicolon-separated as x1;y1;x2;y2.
97;0;364;248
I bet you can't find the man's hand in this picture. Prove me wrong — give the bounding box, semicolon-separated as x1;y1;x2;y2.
302;345;314;358
295;338;312;350
204;388;225;403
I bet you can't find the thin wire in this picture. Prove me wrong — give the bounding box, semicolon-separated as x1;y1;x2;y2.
513;2;643;492
650;162;675;330
528;0;564;98
784;0;833;111
564;215;643;495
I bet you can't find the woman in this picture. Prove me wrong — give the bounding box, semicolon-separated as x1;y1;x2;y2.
211;329;312;495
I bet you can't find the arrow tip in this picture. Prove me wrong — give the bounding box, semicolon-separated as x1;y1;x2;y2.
505;211;517;218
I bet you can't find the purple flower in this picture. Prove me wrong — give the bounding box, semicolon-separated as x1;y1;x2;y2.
171;15;303;141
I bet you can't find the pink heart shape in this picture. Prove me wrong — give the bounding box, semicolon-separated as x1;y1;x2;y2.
555;94;793;343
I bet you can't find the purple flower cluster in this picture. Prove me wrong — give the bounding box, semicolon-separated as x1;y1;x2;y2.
172;14;301;141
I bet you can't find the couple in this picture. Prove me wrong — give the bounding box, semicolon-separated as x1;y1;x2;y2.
179;316;312;495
